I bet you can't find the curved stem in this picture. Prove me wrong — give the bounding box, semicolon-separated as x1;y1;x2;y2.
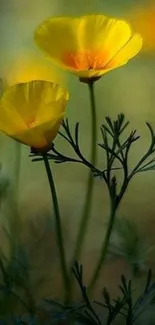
88;199;117;293
43;154;69;301
72;80;97;261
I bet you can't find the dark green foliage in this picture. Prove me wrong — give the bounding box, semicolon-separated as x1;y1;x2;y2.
0;246;36;316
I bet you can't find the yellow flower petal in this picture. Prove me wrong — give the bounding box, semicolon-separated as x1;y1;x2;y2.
103;33;143;69
81;15;132;59
66;67;108;78
1;81;68;126
13;116;63;149
35;17;83;66
0;101;26;136
0;80;69;149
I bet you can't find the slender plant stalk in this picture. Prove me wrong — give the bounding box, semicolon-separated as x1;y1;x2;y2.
14;141;22;196
67;80;97;302
72;80;97;262
8;141;22;257
42;154;69;301
88;199;117;293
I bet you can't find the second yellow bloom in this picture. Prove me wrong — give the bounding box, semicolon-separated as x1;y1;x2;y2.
0;80;69;150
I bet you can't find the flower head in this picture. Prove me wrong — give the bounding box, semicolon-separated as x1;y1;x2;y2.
0;80;69;150
35;15;143;80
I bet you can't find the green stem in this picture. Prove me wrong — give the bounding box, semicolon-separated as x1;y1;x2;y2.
42;154;69;301
8;142;22;256
14;141;22;196
72;80;97;262
88;80;97;166
88;199;117;293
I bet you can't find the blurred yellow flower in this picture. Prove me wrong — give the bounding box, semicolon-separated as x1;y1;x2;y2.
0;80;69;150
128;1;155;52
34;15;143;79
7;54;65;85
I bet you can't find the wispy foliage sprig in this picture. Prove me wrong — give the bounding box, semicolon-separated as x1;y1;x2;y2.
31;114;155;202
98;114;155;207
73;262;155;325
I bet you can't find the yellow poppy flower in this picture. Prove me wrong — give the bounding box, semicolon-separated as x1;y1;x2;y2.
0;80;69;150
128;2;155;52
34;15;143;80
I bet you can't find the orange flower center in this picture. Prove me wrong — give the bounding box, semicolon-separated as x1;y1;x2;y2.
62;50;113;70
27;118;36;128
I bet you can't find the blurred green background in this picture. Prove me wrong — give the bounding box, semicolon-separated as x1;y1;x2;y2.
0;0;155;302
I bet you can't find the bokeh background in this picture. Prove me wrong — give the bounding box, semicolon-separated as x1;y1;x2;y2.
0;0;155;308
